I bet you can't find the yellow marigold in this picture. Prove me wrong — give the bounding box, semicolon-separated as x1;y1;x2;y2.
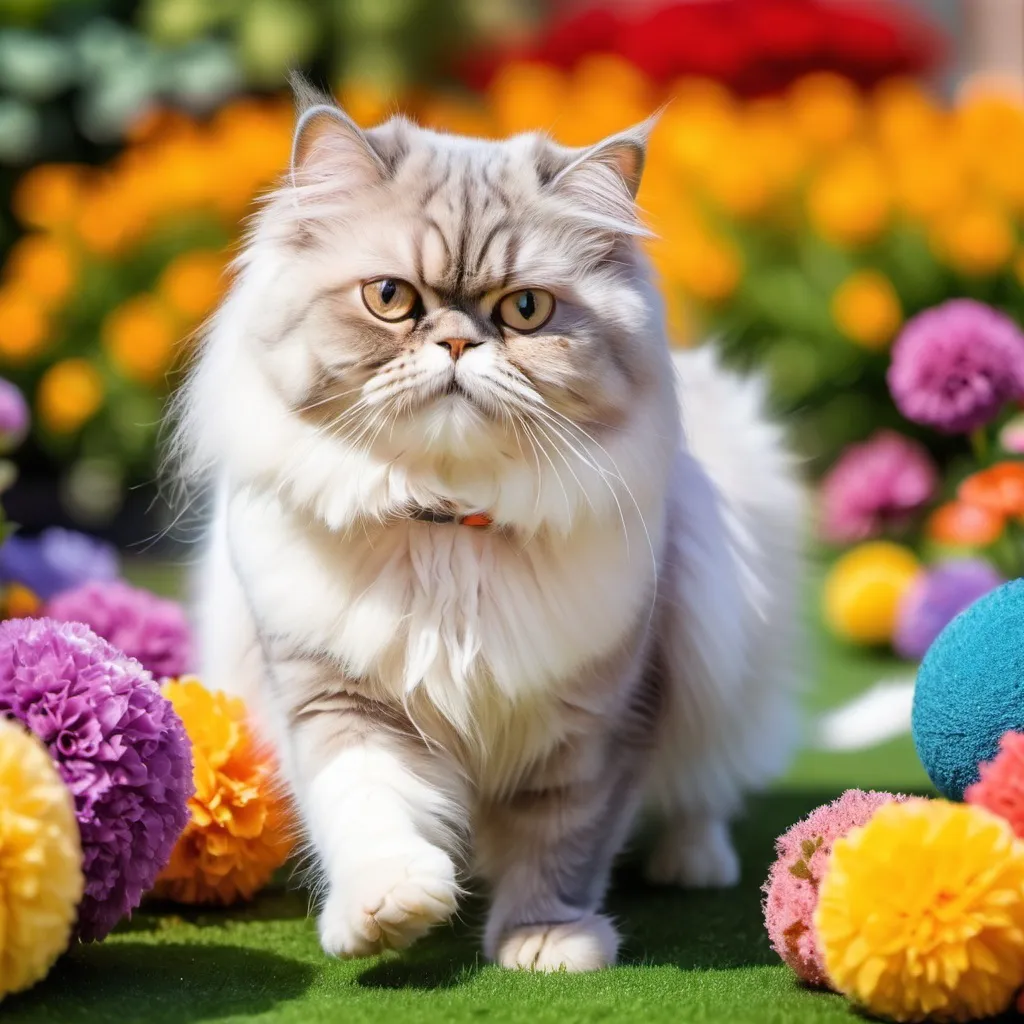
789;72;863;151
817;800;1024;1023
158;251;226;322
823;541;920;645
661;81;736;179
0;288;48;364
0;717;83;999
872;78;944;157
891;146;965;224
560;54;652;145
488;61;568;137
37;359;104;435
101;295;178;385
4;234;77;310
668;229;742;303
155;678;293;905
808;146;891;247
11;164;86;230
744;97;807;194
702;127;770;218
931;203;1014;277
74;190;137;258
831;270;902;350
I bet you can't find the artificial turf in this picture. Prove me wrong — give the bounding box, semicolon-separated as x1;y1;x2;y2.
4;564;959;1024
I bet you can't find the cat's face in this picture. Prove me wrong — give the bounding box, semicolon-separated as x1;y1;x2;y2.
247;94;665;468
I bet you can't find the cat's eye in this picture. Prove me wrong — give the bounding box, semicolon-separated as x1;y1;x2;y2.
361;278;420;322
495;289;555;333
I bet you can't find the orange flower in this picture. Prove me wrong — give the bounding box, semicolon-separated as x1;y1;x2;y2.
0;288;48;364
830;269;902;349
11;165;87;230
158;251;226;322
3;584;41;619
36;359;104;435
807;146;890;247
4;234;77;310
101;295;178;385
931;202;1014;276
155;678;293;905
959;462;1024;516
788;72;863;151
487;62;568;137
926;500;1004;547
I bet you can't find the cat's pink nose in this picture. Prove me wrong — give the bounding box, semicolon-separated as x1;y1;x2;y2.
437;338;477;361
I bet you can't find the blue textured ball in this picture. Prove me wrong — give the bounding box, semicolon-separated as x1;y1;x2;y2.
912;578;1024;799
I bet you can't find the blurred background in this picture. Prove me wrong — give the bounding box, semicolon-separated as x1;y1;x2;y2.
1;0;1024;758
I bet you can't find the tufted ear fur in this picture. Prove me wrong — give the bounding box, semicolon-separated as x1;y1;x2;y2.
289;72;388;190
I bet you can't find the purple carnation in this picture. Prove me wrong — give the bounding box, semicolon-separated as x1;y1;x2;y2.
46;580;192;680
888;299;1024;434
894;560;1004;660
0;377;28;453
0;527;119;600
0;617;193;940
820;430;938;544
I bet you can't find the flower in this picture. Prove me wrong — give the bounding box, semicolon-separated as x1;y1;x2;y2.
931;202;1014;276
155;678;293;905
926;500;1005;547
0;618;193;941
3;584;40;619
11;164;86;230
789;72;863;150
830;270;902;349
0;378;29;453
816;800;1024;1023
888;299;1024;434
959;461;1024;517
101;295;178;385
823;541;921;644
967;731;1024;839
0;527;118;601
0;717;83;999
36;358;104;435
807;146;890;246
46;580;192;679
894;560;1004;660
763;789;904;987
158;251;225;322
820;431;936;543
4;234;77;311
999;413;1024;454
0;287;48;364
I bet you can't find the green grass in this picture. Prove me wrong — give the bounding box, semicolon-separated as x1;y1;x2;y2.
4;563;948;1023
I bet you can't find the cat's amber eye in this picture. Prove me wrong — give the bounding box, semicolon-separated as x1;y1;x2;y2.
361;278;420;322
495;289;555;333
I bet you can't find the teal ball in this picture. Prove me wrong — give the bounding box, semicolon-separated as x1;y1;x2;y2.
912;578;1024;800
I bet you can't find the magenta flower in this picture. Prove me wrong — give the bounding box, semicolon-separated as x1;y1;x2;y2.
888;299;1024;434
820;430;937;543
0;618;193;940
0;377;28;453
894;560;1003;660
46;580;192;679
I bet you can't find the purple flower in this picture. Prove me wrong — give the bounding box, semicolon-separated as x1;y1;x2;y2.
887;299;1024;434
46;580;192;680
894;560;1004;660
0;528;119;600
820;430;938;544
0;378;28;453
0;617;193;940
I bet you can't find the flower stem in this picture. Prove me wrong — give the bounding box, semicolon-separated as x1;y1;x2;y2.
970;428;990;465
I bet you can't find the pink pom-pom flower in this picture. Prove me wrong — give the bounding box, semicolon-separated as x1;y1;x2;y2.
763;789;905;987
966;731;1024;839
46;580;192;679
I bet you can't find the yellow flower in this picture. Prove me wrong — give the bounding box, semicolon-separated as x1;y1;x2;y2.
661;80;736;179
0;718;83;999
155;678;293;905
931;202;1014;277
823;541;920;644
789;72;863;151
37;359;104;435
559;54;653;145
102;295;178;385
4;234;77;310
702;127;770;218
744;97;807;194
817;800;1024;1023
808;146;891;247
75;190;137;258
11;164;87;230
158;250;226;322
667;229;743;304
487;61;568;137
831;270;902;349
872;78;944;157
890;146;965;224
0;287;48;364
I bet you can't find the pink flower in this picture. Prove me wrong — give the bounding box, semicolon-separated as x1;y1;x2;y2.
888;299;1024;434
820;430;937;543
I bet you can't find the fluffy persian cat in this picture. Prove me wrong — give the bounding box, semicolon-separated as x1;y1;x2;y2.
176;79;804;972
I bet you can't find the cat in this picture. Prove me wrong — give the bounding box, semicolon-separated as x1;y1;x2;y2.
174;78;805;972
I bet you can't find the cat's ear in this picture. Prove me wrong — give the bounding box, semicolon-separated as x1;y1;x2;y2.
289;73;388;188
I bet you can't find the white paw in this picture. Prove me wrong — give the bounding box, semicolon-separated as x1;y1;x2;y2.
318;841;459;957
492;914;619;972
645;819;740;889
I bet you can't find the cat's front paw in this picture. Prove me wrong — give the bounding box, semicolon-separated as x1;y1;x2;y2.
491;914;619;972
645;818;740;889
318;841;459;957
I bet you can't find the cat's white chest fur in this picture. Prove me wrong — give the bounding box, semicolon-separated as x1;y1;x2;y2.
229;487;659;737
